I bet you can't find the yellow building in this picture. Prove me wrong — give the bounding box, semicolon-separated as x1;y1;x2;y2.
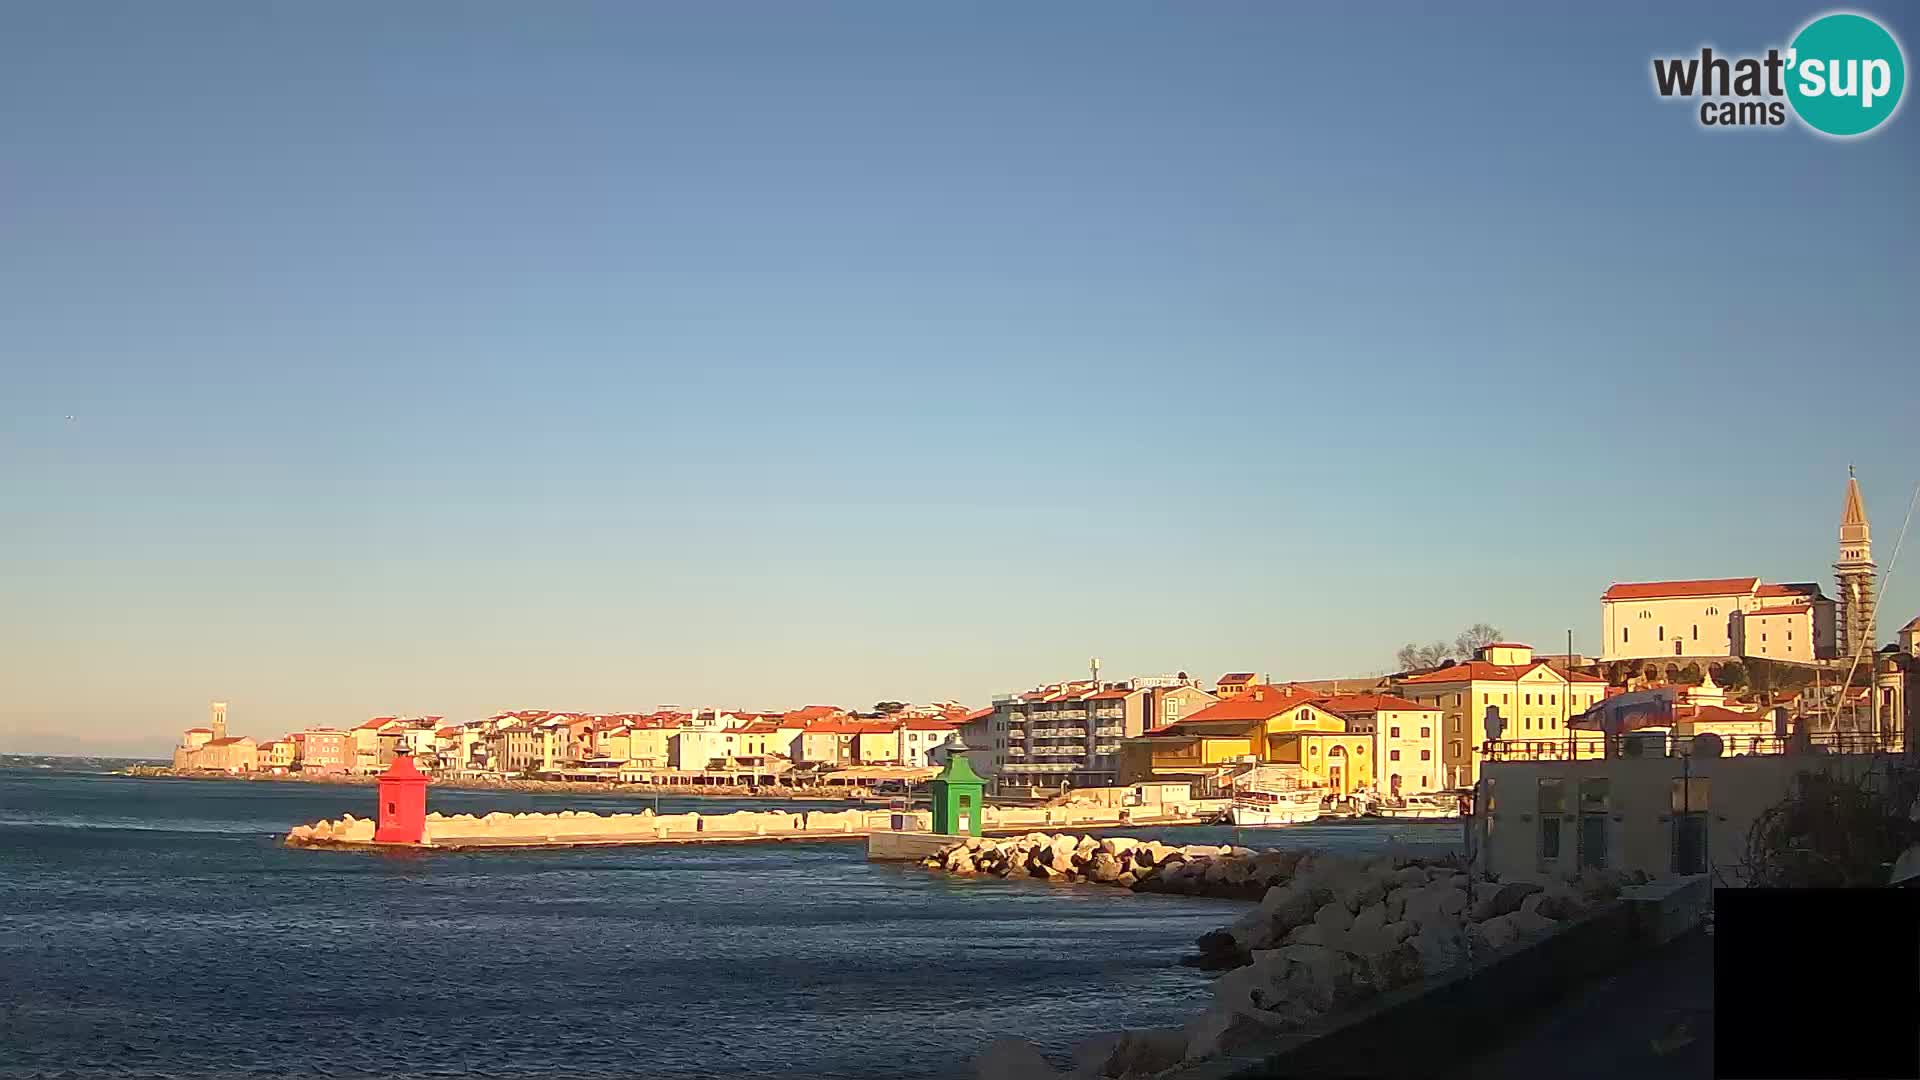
1320;693;1445;798
1212;673;1265;700
1395;643;1607;789
1120;685;1373;794
258;740;296;770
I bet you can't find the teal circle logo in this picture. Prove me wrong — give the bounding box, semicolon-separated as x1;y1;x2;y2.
1786;13;1906;136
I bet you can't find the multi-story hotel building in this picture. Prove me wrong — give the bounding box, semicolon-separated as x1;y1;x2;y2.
974;675;1216;788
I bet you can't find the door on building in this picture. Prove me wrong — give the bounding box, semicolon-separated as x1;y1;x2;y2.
1671;777;1710;875
1327;746;1347;794
1578;778;1610;870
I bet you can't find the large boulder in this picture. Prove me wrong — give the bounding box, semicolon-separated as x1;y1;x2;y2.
1470;881;1543;922
1313;901;1355;933
1391;865;1431;888
1191;929;1248;970
1409;923;1467;975
1182;1005;1295;1063
1349;939;1425;995
1085;852;1124;884
1401;883;1468;929
1469;912;1522;953
1534;884;1588;921
1258;881;1319;933
1351;901;1388;936
1277;943;1359;1012
1211;949;1293;1014
1095;1027;1188;1078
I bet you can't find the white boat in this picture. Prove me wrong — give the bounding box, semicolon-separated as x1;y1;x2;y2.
1224;791;1325;827
1372;793;1465;820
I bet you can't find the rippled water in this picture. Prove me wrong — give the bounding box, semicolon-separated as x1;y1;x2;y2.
0;770;1457;1079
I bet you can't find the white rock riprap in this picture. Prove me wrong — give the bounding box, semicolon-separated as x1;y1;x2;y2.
948;837;1650;1079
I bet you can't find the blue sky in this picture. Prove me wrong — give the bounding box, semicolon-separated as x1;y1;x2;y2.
3;2;1916;753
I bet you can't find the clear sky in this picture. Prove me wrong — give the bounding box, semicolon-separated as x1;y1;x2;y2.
4;2;1917;755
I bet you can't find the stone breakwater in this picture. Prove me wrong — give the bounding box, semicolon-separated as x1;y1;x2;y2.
287;807;925;847
923;835;1648;1080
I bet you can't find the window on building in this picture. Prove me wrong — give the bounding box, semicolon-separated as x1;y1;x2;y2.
1523;718;1531;730
1389;726;1401;738
1623;628;1630;643
1421;775;1430;788
1420;749;1431;761
1657;626;1664;641
1448;740;1462;759
1420;726;1431;737
1390;750;1401;761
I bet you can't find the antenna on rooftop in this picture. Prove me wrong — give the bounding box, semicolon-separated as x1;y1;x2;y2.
1091;657;1101;687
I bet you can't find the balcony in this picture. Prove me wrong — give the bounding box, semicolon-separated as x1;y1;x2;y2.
1093;725;1124;737
1094;743;1122;755
1006;747;1027;757
1007;729;1026;741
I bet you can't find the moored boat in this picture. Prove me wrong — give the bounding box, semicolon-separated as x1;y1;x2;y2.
1222;789;1325;827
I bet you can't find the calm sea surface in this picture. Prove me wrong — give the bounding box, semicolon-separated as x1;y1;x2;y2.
0;769;1456;1079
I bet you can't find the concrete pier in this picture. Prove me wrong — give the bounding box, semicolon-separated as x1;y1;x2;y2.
867;831;965;862
287;806;1215;852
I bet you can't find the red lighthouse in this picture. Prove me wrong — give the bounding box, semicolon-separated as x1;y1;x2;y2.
373;752;430;844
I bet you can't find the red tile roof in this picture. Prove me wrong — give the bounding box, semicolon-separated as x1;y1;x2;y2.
1168;684;1324;725
1400;661;1606;685
1689;705;1770;725
186;727;212;734
1601;578;1757;601
1216;672;1257;684
1755;583;1818;598
804;719;870;735
204;737;251;747
1742;604;1811;617
960;706;994;722
900;718;957;731
357;716;400;731
1086;689;1133;700
1320;693;1436;715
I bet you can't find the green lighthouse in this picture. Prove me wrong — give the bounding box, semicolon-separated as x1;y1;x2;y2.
928;734;986;837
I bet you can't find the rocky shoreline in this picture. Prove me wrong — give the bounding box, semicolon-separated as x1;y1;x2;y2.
920;834;1645;1079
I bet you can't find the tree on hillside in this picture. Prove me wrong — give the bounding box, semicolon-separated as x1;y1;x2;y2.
1710;661;1749;690
1453;623;1505;660
873;701;907;715
1676;662;1704;686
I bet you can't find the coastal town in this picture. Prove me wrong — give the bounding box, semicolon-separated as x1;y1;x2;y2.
167;472;1920;830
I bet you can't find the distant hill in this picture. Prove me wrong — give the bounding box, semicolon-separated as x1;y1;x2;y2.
1;753;167;772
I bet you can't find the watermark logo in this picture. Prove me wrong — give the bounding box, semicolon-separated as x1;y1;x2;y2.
1652;10;1906;137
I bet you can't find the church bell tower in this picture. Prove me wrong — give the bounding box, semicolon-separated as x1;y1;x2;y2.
1836;467;1877;660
